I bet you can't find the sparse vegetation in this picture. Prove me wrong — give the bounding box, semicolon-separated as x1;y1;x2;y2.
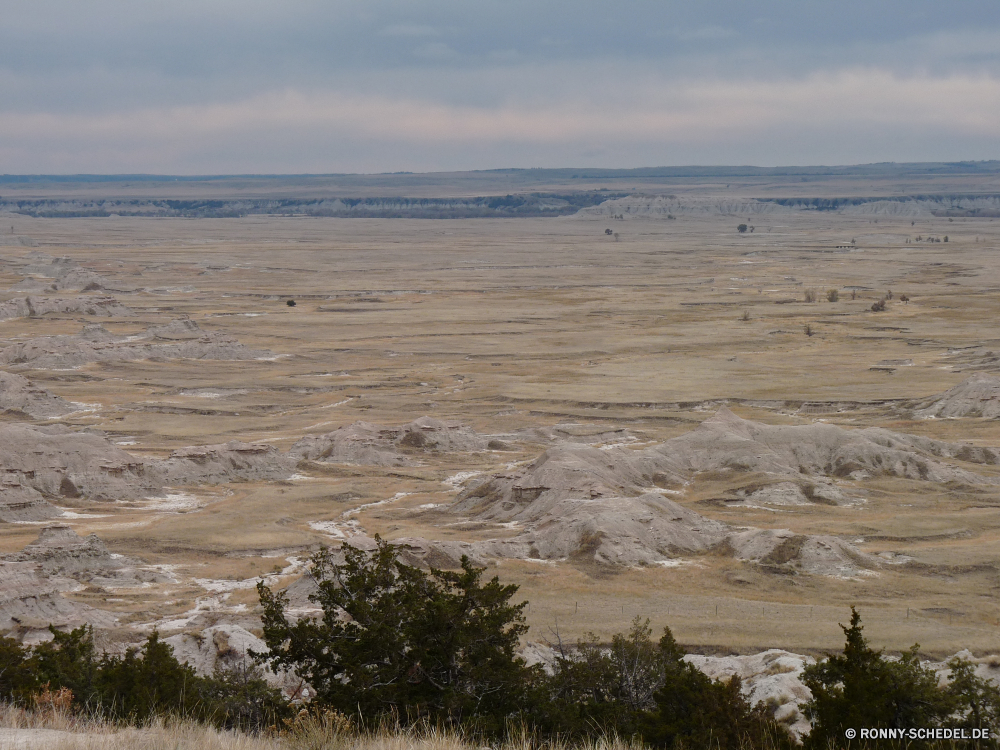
803;289;817;303
804;323;814;336
741;310;751;321
826;289;838;302
737;224;748;233
871;299;887;312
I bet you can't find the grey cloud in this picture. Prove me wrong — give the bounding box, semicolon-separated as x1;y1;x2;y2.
379;24;442;37
0;0;999;171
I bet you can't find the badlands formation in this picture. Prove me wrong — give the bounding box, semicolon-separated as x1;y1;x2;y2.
0;169;999;731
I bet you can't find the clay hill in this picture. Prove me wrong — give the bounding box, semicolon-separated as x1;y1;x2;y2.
0;524;173;634
290;416;494;466
0;561;115;633
5;524;166;587
0;371;75;419
0;319;272;369
0;423;294;521
446;408;1000;572
0;296;133;322
915;373;1000;419
459;407;1000;519
11;254;131;293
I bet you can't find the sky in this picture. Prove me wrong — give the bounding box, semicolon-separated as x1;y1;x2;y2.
1;0;1000;174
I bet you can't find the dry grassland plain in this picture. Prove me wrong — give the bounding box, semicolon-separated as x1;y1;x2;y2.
1;169;999;658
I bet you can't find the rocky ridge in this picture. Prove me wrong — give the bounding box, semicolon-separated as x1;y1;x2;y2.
0;371;76;419
446;408;1000;571
915;373;1000;419
0;319;272;369
290;416;493;466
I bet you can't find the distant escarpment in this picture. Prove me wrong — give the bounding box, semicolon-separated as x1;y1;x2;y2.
2;192;626;219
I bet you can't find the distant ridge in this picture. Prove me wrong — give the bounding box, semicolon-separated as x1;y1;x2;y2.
2;161;1000;182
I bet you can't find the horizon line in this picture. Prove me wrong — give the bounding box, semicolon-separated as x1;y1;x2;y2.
2;160;1000;182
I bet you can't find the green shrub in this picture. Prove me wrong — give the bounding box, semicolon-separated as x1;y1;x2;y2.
26;624;288;730
203;659;292;732
803;609;954;749
539;616;792;748
0;634;35;703
256;537;537;732
946;657;1000;734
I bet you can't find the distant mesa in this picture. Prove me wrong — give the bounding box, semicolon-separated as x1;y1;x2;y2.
581;193;1000;219
0;192;625;219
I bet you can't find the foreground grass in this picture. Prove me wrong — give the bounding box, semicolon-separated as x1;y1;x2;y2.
0;705;647;750
2;706;993;750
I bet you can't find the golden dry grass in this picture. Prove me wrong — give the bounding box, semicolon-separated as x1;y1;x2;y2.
0;705;649;750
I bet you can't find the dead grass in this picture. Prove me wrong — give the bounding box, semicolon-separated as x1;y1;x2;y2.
0;705;649;750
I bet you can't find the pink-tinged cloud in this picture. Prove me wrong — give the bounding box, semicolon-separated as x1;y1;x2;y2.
0;68;998;172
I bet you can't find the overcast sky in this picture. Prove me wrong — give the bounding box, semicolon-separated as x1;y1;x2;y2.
2;0;999;174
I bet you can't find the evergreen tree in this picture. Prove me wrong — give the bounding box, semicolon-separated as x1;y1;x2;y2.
803;608;952;748
0;634;35;703
946;657;1000;735
257;537;536;730
31;626;101;708
642;627;790;750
